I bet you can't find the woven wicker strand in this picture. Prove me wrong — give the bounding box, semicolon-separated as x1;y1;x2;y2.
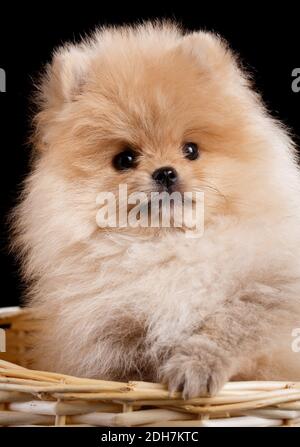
1;307;300;427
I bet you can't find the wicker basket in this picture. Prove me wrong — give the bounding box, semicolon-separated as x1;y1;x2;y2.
1;307;300;427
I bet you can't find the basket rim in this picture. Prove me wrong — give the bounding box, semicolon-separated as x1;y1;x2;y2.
2;306;300;426
0;306;24;319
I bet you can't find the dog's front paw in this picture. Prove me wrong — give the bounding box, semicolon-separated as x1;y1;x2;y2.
159;337;231;399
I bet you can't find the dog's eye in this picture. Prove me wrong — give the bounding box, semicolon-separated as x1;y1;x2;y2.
113;149;138;171
182;142;199;161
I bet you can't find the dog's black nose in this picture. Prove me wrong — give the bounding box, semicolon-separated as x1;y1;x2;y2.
152;166;178;189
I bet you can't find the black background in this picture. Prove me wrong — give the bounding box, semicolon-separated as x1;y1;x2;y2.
0;5;299;307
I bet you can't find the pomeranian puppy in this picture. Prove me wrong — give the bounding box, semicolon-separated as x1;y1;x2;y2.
12;22;300;398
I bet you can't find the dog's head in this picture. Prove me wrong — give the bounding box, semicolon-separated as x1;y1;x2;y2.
32;22;297;234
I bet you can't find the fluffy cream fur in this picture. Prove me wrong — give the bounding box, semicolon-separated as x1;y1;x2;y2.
11;22;300;398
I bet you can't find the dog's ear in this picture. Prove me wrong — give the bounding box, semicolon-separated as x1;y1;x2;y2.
39;44;91;108
33;43;93;150
179;31;242;79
